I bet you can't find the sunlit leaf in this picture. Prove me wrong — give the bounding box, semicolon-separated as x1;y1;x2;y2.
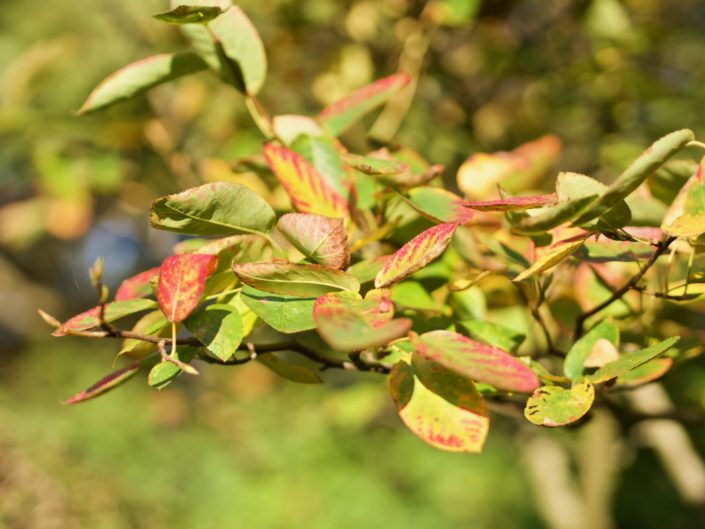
616;358;673;387
556;171;631;230
375;222;457;288
184;303;243;361
115;267;160;301
463;193;558;211
412;330;539;393
263;143;348;217
233;261;360;297
513;234;589;282
52;299;158;336
404;187;474;224
150;182;276;236
513;195;596;234
589;337;680;384
277;213;349;269
389;360;489;453
63;361;142;404
457;320;525;353
317;73;411;136
241;286;317;334
343;153;409;176
147;347;198;388
564;319;619;380
157;254;217;322
290;134;352;200
524;379;595;427
78;52;208;114
272;114;324;145
153;5;225;24
118;310;169;358
347;256;389;284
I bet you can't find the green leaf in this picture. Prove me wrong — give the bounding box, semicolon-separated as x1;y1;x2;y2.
118;310;169;358
616;358;673;387
241;286;317;334
556;171;631;230
147;347;198;388
412;330;539;393
564;319;619;380
512;195;596;234
343;153;409;176
233;262;360;297
78;52;208;114
184;303;243;361
64;361;142;404
317;73;411;136
403;187;474;224
347;257;389;284
524;379;595;427
153;5;225;24
574;129;694;224
52;299;158;336
589;337;680;384
150;182;276;236
277;213;349;269
257;354;323;384
290;134;352;200
313;290;411;351
389;361;489;453
513;234;588;282
375;222;457;288
208;5;267;94
390;281;437;311
457;320;525;353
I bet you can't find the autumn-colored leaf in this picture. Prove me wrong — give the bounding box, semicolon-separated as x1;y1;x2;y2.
563;319;620;381
63;362;142;404
233;261;360;297
157;254;217;322
277;213;349;269
463;193;559;211
52;299;158;336
389;361;489;453
513;233;589;282
115;267;160;301
375;222;457;288
317;73;411;136
589;337;680;384
412;330;539;393
616;358;673;387
524;379;595;427
263;143;348;217
404;188;474;224
290;134;353;200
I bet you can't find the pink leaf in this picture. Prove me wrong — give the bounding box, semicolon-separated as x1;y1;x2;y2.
115;267;160;301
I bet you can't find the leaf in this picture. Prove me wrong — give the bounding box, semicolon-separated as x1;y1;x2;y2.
512;195;597;234
375;222;457;288
462;193;559;211
589;337;680;384
556;172;631;230
78;52;208;114
52;299;158;336
389;361;489;453
233;261;360;297
195;234;273;267
317;73;411;136
574;129;694;224
263;143;348;217
457;320;526;353
148;347;198;388
208;5;267;94
257;354;323;384
412;330;539;393
343;153;409;176
404;187;474;224
513;234;589;282
662;160;705;237
277;213;349;269
118;310;169;358
290;134;352;200
347;256;389;284
184;303;243;361
272;115;324;145
63;361;142;404
313;290;411;351
563;319;620;380
616;358;673;387
153;5;225;24
157;254;217;322
150;182;276;236
115;267;160;301
241;286;317;334
390;281;437;311
524;379;595;427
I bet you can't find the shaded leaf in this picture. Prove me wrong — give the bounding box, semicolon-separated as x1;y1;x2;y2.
150;182;276;236
347;256;389;284
317;73;411;136
184;303;243;361
148;347;198;388
589;337;680;384
389;361;489;453
78;53;207;114
524;379;595;427
241;286;317;334
616;358;673;387
52;299;158;336
157;254;217;322
118;310;169;358
263;143;348;217
564;319;620;380
257;354;323;384
277;213;349;269
115;267;160;301
513;195;596;234
63;361;142;404
153;5;225;24
457;320;525;353
375;222;457;288
233;261;360;297
412;330;539;393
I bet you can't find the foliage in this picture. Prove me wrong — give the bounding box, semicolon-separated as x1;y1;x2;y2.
39;1;705;456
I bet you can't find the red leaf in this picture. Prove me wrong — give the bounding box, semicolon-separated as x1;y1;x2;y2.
115;267;160;301
63;361;141;404
462;193;559;211
157;254;217;322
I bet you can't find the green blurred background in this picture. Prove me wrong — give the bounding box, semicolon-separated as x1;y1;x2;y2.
2;0;705;527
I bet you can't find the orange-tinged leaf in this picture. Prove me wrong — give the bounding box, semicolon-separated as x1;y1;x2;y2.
277;213;349;269
513;233;589;282
115;267;160;301
389;361;489;453
63;361;141;404
317;73;411;135
157;254;217;322
52;299;158;336
412;330;540;393
263;143;348;217
375;222;457;288
463;193;559;211
524;379;594;427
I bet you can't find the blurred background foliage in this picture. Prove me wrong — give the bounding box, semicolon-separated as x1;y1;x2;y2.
2;0;705;527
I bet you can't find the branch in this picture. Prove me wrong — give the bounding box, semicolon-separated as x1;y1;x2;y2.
573;236;676;340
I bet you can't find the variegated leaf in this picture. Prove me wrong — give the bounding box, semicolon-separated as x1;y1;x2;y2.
524;379;595;427
63;361;142;404
115;267;160;301
52;299;158;337
277;213;349;269
513;234;589;282
157;254;217;322
233;261;360;297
